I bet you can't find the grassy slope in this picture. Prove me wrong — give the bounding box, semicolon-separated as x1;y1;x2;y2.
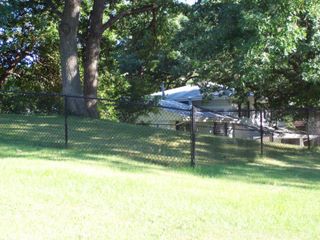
0;114;320;239
0;114;191;165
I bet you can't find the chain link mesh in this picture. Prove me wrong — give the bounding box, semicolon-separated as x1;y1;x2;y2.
193;107;261;165
0;92;191;166
0;91;319;167
263;108;320;159
193;107;320;165
0;93;64;149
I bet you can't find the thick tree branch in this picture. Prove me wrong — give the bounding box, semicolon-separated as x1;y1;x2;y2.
0;51;29;88
102;4;158;32
147;7;158;34
0;33;35;88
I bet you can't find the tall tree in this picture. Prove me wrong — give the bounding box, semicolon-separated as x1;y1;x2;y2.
59;0;86;115
53;0;162;116
82;1;158;116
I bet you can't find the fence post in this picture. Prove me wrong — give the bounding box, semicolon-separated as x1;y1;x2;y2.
232;123;235;138
224;123;228;136
307;108;311;150
64;95;69;148
190;104;196;167
260;108;264;156
213;122;217;135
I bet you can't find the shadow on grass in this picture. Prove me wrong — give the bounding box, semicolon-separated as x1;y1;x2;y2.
0;142;168;174
0;113;320;189
0;114;191;168
191;134;320;189
195;134;260;163
187;160;320;189
2;138;320;190
263;143;320;169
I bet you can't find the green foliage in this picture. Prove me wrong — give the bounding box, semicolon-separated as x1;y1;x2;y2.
0;0;60;91
178;0;320;108
3;0;320;112
0;0;61;113
102;4;191;100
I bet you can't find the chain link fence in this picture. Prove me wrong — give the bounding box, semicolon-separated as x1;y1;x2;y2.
193;107;261;165
193;106;320;166
0;91;319;167
0;91;191;166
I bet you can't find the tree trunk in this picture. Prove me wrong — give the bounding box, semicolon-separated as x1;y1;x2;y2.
83;0;105;118
81;1;157;117
59;0;86;115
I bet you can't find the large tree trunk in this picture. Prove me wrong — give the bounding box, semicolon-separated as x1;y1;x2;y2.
83;0;105;118
82;1;156;118
59;0;86;115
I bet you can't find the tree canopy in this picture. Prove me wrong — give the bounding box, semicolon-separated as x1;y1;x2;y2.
1;0;320;115
178;0;320;108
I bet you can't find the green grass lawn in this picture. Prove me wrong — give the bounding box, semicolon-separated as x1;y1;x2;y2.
0;114;320;239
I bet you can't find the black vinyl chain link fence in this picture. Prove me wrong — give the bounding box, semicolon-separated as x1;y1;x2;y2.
0;91;319;167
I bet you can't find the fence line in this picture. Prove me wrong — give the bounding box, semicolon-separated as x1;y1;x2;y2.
0;91;319;167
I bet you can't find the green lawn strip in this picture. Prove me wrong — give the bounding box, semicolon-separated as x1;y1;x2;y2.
0;150;319;239
0;114;320;239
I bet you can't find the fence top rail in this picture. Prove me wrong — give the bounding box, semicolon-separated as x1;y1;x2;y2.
196;105;320;113
0;90;192;111
1;90;320;113
0;90;155;105
0;90;116;102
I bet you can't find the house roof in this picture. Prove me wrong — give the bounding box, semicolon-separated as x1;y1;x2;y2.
159;100;235;121
151;85;235;102
159;99;191;110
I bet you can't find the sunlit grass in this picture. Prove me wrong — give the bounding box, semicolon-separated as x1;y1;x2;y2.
0;143;320;239
0;114;320;239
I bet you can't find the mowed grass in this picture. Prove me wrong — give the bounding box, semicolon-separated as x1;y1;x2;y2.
0;113;191;165
0;114;320;239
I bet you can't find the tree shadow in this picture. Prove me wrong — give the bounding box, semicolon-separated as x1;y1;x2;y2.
1;113;320;189
188;134;320;189
263;143;320;169
195;134;260;164
0;114;191;168
186;161;320;189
